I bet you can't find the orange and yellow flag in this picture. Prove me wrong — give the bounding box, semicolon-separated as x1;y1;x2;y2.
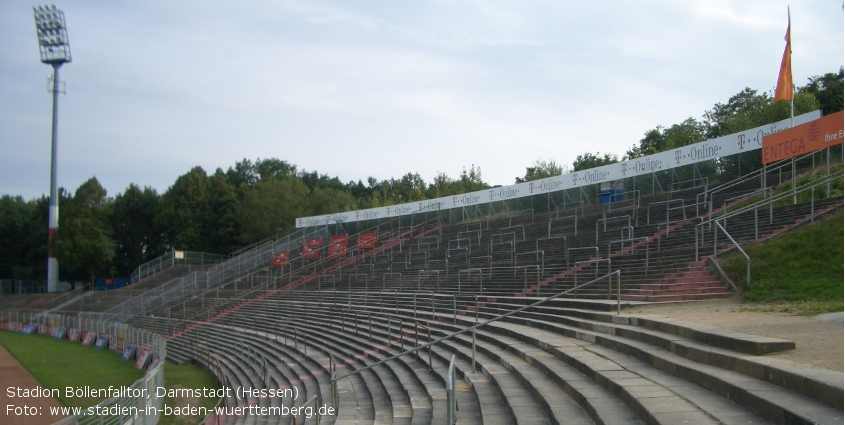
774;10;793;101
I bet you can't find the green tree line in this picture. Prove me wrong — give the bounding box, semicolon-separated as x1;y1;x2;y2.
1;69;840;285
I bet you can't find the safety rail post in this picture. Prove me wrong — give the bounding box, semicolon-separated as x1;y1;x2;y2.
414;323;420;361
472;295;478;371
446;354;457;425
431;291;436;320
428;327;433;371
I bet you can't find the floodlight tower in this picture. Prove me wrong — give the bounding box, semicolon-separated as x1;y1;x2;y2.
33;5;71;293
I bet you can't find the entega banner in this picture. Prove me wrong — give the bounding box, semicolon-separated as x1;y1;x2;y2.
762;110;843;164
296;110;821;228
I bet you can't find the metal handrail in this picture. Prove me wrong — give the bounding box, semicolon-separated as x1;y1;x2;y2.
701;150;822;219
331;270;622;385
715;221;750;288
695;171;843;261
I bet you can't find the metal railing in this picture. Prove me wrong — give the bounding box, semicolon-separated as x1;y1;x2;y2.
130;250;228;283
694;171;843;287
328;271;622;421
0;312;167;425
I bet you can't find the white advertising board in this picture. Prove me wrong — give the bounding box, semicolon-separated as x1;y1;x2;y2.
296;111;821;228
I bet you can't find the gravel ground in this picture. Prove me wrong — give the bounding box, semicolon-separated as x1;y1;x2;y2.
627;295;845;372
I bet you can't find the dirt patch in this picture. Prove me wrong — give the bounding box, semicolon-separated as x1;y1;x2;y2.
0;343;65;425
627;295;844;372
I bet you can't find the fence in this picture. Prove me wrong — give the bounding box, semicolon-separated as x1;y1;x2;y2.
0;279;71;295
0;311;166;425
103;226;332;324
131;251;229;284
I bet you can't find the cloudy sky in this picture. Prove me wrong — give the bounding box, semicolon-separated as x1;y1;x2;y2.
1;1;842;200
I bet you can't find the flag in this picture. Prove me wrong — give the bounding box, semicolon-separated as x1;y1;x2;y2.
774;9;793;101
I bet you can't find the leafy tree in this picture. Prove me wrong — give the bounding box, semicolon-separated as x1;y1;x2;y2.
255;158;297;181
224;158;257;188
454;165;489;193
0;196;48;280
50;178;115;286
572;152;618;171
702;87;819;139
159;167;211;252
798;67;843;115
626;118;706;159
237;177;309;243
703;88;773;139
426;172;454;198
308;187;359;217
515;158;567;183
204;172;240;253
112;184;163;276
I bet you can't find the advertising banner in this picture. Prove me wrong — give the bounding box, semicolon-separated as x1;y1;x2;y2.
762;111;843;164
270;252;288;268
135;350;151;369
301;245;320;259
296;111;820;228
358;233;377;249
94;335;110;349
306;238;323;248
328;236;349;258
122;345;136;361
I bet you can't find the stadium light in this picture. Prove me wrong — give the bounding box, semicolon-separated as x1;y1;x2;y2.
33;4;72;293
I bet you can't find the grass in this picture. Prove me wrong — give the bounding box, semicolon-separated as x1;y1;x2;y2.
158;361;220;425
0;331;219;424
0;331;143;408
721;211;844;315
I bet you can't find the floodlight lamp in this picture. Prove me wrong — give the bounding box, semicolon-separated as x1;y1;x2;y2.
33;5;71;64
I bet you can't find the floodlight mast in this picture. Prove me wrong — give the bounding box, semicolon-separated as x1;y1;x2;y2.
33;5;71;293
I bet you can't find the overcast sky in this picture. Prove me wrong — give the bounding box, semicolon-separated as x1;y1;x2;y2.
1;1;842;200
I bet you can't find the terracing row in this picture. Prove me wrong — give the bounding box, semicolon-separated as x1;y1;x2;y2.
129;286;843;424
157;174;838;315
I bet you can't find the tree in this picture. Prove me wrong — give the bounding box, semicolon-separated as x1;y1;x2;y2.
112;184;164;276
0;196;47;280
515;158;567;183
626;118;706;160
204;172;240;253
237;177;309;244
159;167;211;252
255;158;297;181
454;165;489;193
798;67;844;115
50;177;115;286
703;88;772;139
572;152;618;171
224;158;257;188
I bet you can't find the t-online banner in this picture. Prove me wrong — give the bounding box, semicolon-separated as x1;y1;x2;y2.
296;111;820;228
